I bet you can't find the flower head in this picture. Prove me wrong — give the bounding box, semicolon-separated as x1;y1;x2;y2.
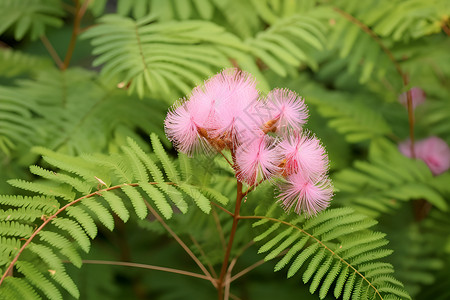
398;87;426;110
235;135;281;185
263;89;308;134
399;136;450;175
277;172;333;217
207;69;262;147
278;133;328;178
164;95;216;156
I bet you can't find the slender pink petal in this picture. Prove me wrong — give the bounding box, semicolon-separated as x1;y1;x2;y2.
209;69;262;147
398;87;426;109
277;172;333;217
278;133;329;178
264;88;308;134
164;95;215;156
399;137;450;175
235;136;281;185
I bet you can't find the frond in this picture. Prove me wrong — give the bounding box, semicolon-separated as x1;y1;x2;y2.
245;10;327;76
0;85;39;156
253;203;411;299
303;83;392;143
0;135;224;299
3;67;167;155
0;49;51;78
150;133;180;183
0;0;65;40
82;15;247;99
334;138;448;217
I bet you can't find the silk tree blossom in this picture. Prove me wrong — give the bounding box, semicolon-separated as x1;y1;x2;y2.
399;136;450;176
235;136;281;185
202;68;262;147
398;87;426;110
262;88;308;134
278;133;329;179
165;68;333;217
164;95;216;156
277;172;333;217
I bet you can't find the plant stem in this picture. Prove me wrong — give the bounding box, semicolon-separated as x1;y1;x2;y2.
333;6;416;157
40;35;64;69
217;181;244;300
144;201;217;287
62;0;91;70
0;182;171;286
78;260;212;281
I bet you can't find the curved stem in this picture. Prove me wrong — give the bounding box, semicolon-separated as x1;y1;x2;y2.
0;182;148;286
144;201;217;287
190;235;218;278
77;260;212;281
333;6;415;157
62;0;91;70
217;181;244;300
40;36;64;69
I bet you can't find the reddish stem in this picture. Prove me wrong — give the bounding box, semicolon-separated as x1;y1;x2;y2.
217;181;244;300
62;0;91;70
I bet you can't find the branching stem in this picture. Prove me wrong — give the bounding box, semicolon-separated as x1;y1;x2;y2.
62;0;91;70
217;180;244;299
333;6;415;157
40;35;64;69
76;260;212;281
144;201;217;287
0;182;150;286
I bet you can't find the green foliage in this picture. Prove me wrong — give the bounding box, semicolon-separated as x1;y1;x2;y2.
0;136;225;299
334;138;449;217
253;203;410;299
82;14;243;99
0;0;65;40
1;0;450;299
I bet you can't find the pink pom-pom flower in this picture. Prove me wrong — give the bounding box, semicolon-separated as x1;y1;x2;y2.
235;135;281;185
262;88;308;134
207;69;262;147
398;87;426;110
277;172;333;217
278;133;329;179
399;136;450;176
164;95;216;156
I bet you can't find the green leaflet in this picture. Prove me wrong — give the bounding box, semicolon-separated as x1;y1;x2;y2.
253;203;411;299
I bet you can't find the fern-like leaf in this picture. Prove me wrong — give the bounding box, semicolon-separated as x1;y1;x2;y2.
0;0;65;40
253;204;410;299
82;15;246;98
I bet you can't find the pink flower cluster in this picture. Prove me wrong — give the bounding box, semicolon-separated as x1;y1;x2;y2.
165;69;333;217
399;136;450;176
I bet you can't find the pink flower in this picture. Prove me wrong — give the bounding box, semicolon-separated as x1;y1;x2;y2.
164;95;216;156
398;87;426;109
206;69;262;147
235;136;281;185
263;88;308;134
278;133;328;178
277;172;333;216
399;136;450;175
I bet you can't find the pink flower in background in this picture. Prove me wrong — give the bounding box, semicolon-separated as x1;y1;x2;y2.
278;133;329;178
235;136;280;185
277;172;333;216
263;89;308;134
398;87;426;109
399;136;450;175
